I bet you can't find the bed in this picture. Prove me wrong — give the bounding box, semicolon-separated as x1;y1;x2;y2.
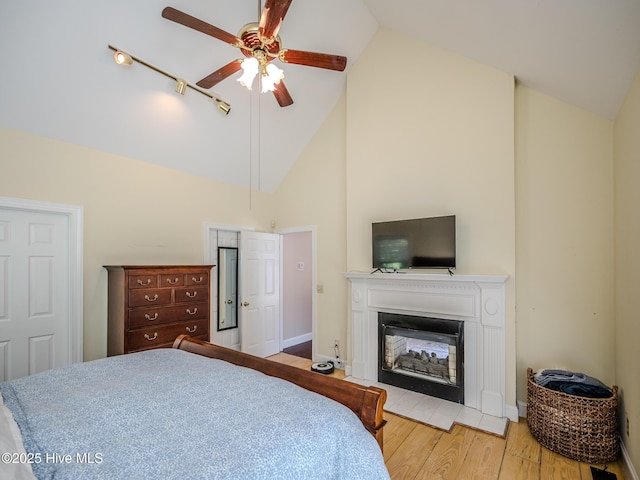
0;335;389;480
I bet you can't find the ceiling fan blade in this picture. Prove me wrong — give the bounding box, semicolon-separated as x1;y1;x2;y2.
273;81;294;107
196;60;243;89
259;0;293;41
162;7;241;47
279;49;347;71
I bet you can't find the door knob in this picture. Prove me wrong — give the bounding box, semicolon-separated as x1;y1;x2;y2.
242;301;250;307
226;299;233;304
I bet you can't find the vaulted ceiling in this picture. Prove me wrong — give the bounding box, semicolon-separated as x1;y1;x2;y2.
1;1;639;192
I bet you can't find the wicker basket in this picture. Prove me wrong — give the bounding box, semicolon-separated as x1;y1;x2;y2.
526;368;619;463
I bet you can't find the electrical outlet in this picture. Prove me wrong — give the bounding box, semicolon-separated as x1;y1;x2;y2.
332;340;343;369
626;415;630;437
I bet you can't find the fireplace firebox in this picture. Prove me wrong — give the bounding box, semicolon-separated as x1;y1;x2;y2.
378;312;464;403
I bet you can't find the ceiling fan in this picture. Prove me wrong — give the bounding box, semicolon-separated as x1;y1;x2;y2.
162;0;347;107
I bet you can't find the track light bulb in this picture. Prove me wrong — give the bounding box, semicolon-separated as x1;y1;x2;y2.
113;50;133;66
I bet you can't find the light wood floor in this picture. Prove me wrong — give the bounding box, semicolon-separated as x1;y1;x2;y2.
268;352;627;480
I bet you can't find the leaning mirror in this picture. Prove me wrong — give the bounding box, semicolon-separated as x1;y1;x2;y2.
217;247;238;331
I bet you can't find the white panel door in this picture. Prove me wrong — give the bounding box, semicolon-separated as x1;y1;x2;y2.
240;231;280;358
0;209;70;380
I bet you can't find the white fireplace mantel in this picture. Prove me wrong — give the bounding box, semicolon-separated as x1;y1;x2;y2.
344;272;511;419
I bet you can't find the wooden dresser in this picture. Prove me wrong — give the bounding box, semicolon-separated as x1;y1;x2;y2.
105;265;214;355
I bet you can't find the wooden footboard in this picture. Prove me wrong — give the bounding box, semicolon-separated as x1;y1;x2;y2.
172;335;387;450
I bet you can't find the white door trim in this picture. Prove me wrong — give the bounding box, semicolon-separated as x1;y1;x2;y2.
202;222;254;264
0;196;83;364
276;225;316;361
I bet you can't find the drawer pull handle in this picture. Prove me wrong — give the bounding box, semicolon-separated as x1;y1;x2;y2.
166;277;179;285
186;291;197;298
144;313;159;321
192;276;204;283
144;332;158;341
186;325;198;333
144;294;159;302
137;279;152;286
186;308;198;315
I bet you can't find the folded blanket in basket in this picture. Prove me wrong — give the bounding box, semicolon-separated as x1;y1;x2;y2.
544;381;612;398
534;369;612;398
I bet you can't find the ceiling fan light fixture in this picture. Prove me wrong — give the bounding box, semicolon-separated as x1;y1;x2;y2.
261;63;284;93
237;57;259;90
175;78;187;95
113;50;133;66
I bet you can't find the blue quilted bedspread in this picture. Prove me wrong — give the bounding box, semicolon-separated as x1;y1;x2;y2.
0;348;390;479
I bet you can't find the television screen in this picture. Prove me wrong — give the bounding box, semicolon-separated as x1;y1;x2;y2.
372;215;456;270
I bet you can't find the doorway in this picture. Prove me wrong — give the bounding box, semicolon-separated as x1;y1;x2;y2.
278;227;315;361
204;223;315;360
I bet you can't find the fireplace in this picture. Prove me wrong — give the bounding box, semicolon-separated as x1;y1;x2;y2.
344;272;515;420
378;312;464;403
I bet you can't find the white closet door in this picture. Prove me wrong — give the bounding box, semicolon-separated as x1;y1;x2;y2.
0;208;70;380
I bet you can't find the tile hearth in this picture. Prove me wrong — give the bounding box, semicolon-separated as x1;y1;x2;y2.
267;351;509;437
345;376;509;437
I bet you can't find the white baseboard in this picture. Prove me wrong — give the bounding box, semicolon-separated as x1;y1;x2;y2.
621;440;639;480
281;332;312;349
518;400;527;418
505;404;519;422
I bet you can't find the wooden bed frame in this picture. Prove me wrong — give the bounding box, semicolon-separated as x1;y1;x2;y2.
172;335;387;450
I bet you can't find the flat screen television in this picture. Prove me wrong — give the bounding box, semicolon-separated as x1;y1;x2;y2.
372;215;456;271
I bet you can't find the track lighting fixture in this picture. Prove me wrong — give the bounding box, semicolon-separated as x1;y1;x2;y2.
175;78;187;95
108;45;230;115
215;100;231;115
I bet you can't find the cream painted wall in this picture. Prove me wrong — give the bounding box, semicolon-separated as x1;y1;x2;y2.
0;127;275;361
272;95;348;361
282;231;312;340
614;70;640;473
345;29;515;276
515;86;615;395
344;29;517;406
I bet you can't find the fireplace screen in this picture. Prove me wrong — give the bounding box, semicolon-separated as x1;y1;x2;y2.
384;335;457;385
379;312;464;403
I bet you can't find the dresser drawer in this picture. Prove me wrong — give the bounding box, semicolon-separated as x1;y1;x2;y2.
128;274;158;289
186;272;209;286
127;319;209;351
160;274;184;287
128;303;209;329
129;288;172;308
174;286;208;303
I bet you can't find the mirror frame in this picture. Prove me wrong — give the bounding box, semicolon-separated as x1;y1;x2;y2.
217;246;239;331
